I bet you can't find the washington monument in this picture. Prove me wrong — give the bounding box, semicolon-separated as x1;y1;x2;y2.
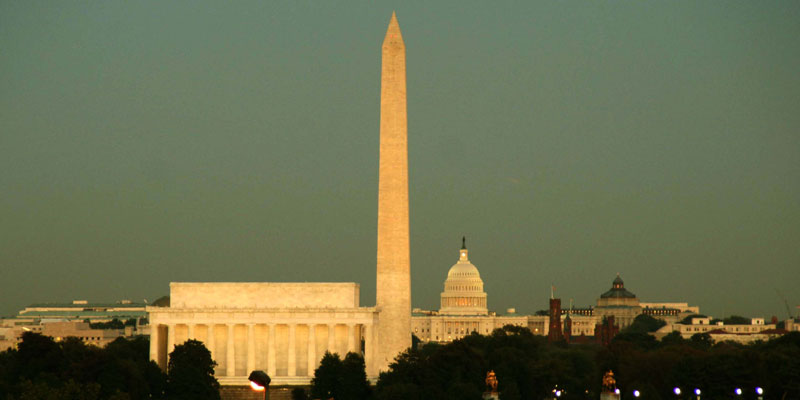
147;12;412;383
376;12;411;372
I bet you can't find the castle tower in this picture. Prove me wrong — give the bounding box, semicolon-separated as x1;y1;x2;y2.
375;12;411;372
548;287;563;342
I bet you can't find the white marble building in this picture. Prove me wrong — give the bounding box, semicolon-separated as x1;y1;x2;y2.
148;283;378;385
412;241;528;343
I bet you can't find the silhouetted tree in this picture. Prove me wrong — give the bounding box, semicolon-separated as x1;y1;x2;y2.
660;331;685;346
340;352;371;400
0;332;166;400
623;314;666;334
311;352;342;400
16;331;65;384
164;339;219;400
90;319;125;330
291;387;309;400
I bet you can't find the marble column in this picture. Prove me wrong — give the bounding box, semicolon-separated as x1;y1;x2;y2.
267;324;276;377
207;324;216;360
166;324;175;360
288;324;296;377
149;324;160;368
347;324;356;353
247;324;255;375
226;324;235;377
327;323;336;354
307;324;316;375
364;323;373;372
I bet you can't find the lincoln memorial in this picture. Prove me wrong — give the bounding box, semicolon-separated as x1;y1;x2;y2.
148;283;379;385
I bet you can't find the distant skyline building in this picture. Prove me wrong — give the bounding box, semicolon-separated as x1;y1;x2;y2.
592;275;700;330
593;275;641;329
439;238;488;316
411;245;709;344
548;296;563;342
0;299;147;351
412;240;528;343
653;316;786;344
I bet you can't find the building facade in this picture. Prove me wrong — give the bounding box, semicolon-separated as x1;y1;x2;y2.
653;317;785;344
148;283;378;385
593;275;642;329
411;242;527;343
0;300;148;351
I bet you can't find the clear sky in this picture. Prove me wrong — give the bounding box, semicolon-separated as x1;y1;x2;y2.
1;1;798;320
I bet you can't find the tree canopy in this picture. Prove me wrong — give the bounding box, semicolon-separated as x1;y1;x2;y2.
310;351;372;400
0;332;165;400
623;314;667;334
165;339;220;400
375;326;800;400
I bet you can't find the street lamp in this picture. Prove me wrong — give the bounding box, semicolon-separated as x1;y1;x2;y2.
553;385;562;399
756;387;764;400
615;389;621;396
694;388;701;400
633;390;641;398
735;388;742;396
248;370;271;400
674;387;682;396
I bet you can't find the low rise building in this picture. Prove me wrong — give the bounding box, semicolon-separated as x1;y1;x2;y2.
653;317;785;343
0;299;148;351
8;299;147;325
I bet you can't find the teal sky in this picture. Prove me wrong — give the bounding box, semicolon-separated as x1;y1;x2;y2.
1;1;798;320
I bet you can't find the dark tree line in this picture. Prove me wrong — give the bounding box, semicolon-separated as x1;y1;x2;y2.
0;333;219;400
309;352;372;400
375;322;800;400
4;322;798;400
88;318;138;330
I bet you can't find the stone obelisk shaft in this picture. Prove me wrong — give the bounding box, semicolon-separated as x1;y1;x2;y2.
376;12;411;373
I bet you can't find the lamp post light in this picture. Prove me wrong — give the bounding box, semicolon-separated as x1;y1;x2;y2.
756;387;764;400
694;388;701;400
735;388;743;397
633;390;641;398
248;370;271;400
674;387;681;398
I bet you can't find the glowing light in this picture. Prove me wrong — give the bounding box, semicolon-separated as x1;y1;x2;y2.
735;388;742;396
633;390;641;398
555;390;562;397
756;387;763;395
695;389;701;395
250;381;265;391
615;389;621;395
674;388;682;395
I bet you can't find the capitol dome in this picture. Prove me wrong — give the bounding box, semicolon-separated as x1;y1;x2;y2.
439;238;488;316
